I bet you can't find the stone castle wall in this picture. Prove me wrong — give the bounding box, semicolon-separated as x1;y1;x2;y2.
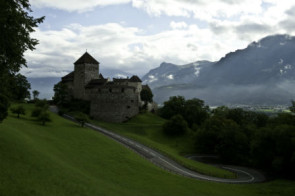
87;87;140;122
63;52;146;122
74;63;99;100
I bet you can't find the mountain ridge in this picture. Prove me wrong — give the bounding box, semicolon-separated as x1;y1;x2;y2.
142;34;295;105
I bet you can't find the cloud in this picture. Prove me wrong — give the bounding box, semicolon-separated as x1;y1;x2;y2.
170;21;188;29
24;0;295;78
23;22;248;78
31;0;131;12
132;0;263;21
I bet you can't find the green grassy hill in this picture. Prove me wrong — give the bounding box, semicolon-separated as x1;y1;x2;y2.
0;104;294;196
94;112;236;179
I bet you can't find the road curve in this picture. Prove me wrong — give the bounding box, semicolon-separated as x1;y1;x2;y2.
61;113;264;184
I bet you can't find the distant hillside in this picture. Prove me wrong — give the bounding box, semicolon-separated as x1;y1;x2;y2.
143;34;295;105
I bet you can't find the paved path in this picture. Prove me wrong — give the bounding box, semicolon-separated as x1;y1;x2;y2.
57;110;264;184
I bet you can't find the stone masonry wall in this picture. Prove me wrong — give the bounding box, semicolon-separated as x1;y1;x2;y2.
88;87;140;122
74;63;99;100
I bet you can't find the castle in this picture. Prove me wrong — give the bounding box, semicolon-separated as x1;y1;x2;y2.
61;52;151;122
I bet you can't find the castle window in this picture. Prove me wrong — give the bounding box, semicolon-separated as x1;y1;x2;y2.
109;88;112;93
127;105;131;109
121;88;125;93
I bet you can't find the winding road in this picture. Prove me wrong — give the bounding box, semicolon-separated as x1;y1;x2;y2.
58;110;265;184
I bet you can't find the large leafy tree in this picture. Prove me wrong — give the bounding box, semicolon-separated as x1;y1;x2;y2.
140;87;153;110
53;82;70;106
0;0;44;74
32;90;40;100
0;0;44;122
10;73;31;101
160;96;209;127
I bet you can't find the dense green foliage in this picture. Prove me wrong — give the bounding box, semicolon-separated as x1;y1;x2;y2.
1;104;295;196
193;105;295;179
0;0;44;122
31;99;51;125
159;96;295;179
0;94;10;122
163;114;188;136
10;105;26;118
37;111;51;126
159;96;209;127
0;0;44;73
140;87;153;110
53;81;70;106
10;73;31;101
74;112;89;127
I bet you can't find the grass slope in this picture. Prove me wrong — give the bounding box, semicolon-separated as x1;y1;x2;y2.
0;104;294;196
93;112;235;179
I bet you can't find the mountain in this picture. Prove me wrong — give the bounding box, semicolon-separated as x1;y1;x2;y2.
142;61;214;88
143;34;295;105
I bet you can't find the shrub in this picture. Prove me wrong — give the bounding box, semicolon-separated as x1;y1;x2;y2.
10;105;26;118
74;112;89;127
31;107;43;117
37;111;51;126
0;94;10;122
163;114;188;136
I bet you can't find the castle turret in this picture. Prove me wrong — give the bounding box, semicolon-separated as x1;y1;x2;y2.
73;52;99;99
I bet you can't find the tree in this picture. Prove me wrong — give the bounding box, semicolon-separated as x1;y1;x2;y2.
159;96;186;119
216;120;248;163
10;105;26;118
0;0;44;74
35;99;49;109
140;87;153;110
31;99;49;117
289;100;295;113
32;90;40;100
0;0;44;121
0;94;10;122
31;99;51;125
74;112;89;127
53;82;69;106
183;98;209;127
163;114;188;136
10;73;31;101
37;111;51;126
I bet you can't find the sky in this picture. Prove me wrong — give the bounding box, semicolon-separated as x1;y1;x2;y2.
22;0;295;78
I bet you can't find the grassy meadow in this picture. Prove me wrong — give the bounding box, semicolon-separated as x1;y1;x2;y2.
0;104;294;196
93;113;236;179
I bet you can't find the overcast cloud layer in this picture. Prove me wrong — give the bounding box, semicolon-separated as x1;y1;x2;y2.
23;0;295;78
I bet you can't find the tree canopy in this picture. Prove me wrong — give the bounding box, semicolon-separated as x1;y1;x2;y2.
33;90;40;100
159;96;209;127
0;0;44;122
0;0;44;73
140;87;153;110
53;82;70;106
10;73;31;101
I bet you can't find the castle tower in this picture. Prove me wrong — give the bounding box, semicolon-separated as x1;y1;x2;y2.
73;52;99;99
